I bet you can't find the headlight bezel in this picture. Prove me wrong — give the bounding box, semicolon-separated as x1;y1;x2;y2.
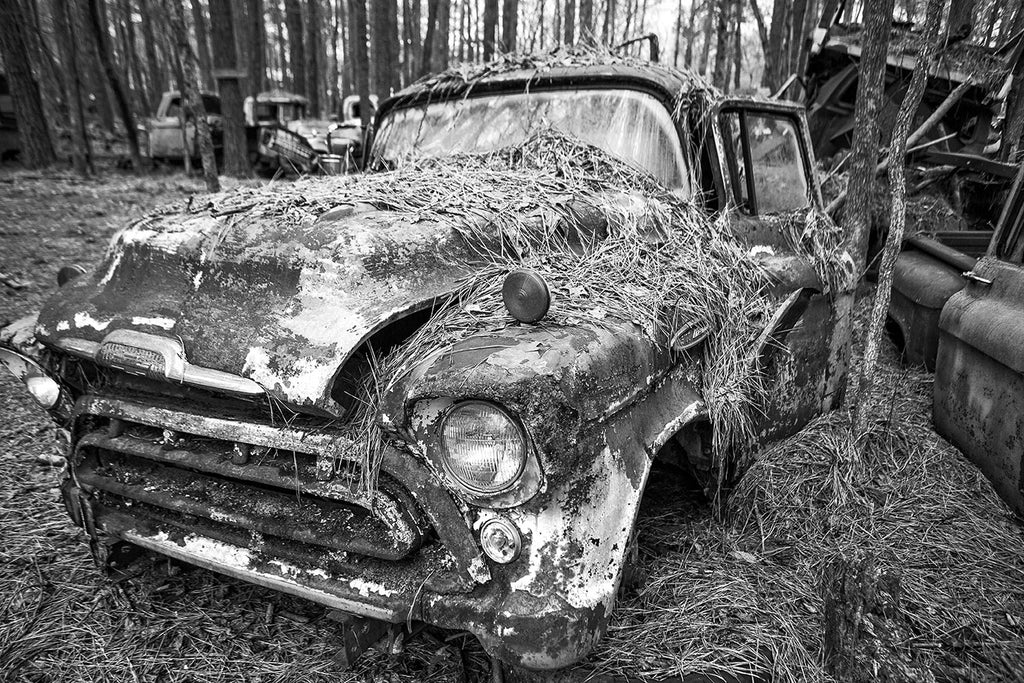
439;400;528;496
406;397;544;508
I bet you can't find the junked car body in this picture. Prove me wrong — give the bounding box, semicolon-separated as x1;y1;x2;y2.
0;57;851;669
143;90;223;162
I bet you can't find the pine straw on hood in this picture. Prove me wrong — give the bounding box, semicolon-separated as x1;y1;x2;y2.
589;305;1024;681
188;129;823;495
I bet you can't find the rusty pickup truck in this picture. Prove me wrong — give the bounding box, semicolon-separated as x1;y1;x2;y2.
889;166;1024;518
0;58;850;669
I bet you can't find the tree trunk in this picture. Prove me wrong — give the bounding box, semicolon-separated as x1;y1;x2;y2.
284;0;306;97
422;0;439;74
249;0;266;94
851;0;943;436
788;0;809;78
577;0;591;43
403;0;421;82
732;0;742;91
712;0;730;88
208;0;250;176
163;0;218;190
762;0;787;88
603;0;616;44
87;0;143;171
120;0;147;115
139;0;163;109
191;0;214;90
371;0;400;97
697;0;715;75
502;0;519;50
349;0;372;126
563;0;575;44
433;0;450;69
307;0;322;113
52;0;93;174
748;0;769;66
483;0;498;58
271;0;289;89
683;0;698;66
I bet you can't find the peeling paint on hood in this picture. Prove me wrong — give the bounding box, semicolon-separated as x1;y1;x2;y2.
34;203;478;412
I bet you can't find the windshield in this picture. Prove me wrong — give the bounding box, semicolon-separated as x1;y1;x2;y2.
372;88;691;193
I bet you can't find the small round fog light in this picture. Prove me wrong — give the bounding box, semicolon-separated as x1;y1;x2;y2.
479;516;522;564
25;375;61;409
502;269;550;323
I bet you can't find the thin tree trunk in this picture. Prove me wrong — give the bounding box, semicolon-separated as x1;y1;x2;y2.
273;0;289;89
762;0;787;88
748;0;769;64
285;0;306;97
87;0;143;171
502;0;519;50
563;0;575;44
603;0;615;44
852;0;944;436
208;0;250;176
422;0;439;74
349;0;371;126
578;0;592;43
72;0;117;132
307;0;322;113
163;0;217;190
697;0;715;75
433;0;450;69
249;0;266;94
53;0;93;174
191;0;214;90
683;0;698;66
139;0;163;108
712;0;730;87
789;0;809;77
483;0;498;58
732;0;742;91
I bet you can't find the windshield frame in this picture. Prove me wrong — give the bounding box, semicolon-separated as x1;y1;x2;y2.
368;79;693;189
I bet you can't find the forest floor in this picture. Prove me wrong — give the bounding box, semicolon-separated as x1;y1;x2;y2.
0;167;1022;682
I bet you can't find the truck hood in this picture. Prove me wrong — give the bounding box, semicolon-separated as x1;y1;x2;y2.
35;202;479;413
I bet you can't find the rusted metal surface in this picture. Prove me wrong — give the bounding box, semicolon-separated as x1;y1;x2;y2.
934;257;1024;516
0;64;856;671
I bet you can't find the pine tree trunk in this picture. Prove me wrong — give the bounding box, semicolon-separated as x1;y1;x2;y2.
483;0;498;58
421;0;439;74
249;0;266;94
53;0;93;174
307;0;322;113
139;0;163;109
852;0;943;436
603;0;616;44
285;0;306;97
163;0;218;190
697;0;715;75
577;0;591;43
371;0;400;98
732;0;742;91
683;0;697;66
87;0;143;170
712;0;730;88
762;0;787;88
272;0;289;89
433;0;450;70
190;0;214;90
349;0;371;126
748;0;769;67
562;0;575;44
502;0;519;50
208;0;250;176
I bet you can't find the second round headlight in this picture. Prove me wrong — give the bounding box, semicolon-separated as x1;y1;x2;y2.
440;401;527;494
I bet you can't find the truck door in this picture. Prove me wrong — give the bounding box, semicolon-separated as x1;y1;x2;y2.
934;170;1024;516
710;102;851;440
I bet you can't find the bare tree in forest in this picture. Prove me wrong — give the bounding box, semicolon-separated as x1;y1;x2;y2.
285;0;307;96
53;0;93;175
86;0;144;171
0;0;54;169
249;0;267;94
84;0;142;169
852;0;944;436
191;0;214;90
163;0;219;191
563;0;576;44
349;0;372;126
712;0;730;87
208;0;250;176
371;0;401;98
139;0;164;108
483;0;499;59
502;0;519;50
307;0;322;113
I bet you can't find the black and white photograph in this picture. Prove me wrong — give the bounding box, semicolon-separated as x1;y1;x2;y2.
1;0;1023;680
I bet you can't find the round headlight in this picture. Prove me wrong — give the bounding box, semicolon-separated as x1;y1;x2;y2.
440;401;527;494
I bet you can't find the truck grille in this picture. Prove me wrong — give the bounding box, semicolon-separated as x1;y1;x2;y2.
72;396;431;562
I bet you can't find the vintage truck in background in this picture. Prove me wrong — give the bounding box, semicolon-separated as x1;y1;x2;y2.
0;58;850;669
886;166;1024;518
142;90;224;163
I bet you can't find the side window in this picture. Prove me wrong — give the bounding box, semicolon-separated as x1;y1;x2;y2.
720;110;811;214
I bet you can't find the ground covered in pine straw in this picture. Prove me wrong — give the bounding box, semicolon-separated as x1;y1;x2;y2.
2;172;1023;682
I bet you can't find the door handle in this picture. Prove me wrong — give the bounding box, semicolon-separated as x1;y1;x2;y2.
962;270;993;285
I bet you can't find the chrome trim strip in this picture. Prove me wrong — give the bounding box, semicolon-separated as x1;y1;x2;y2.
53;332;264;396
